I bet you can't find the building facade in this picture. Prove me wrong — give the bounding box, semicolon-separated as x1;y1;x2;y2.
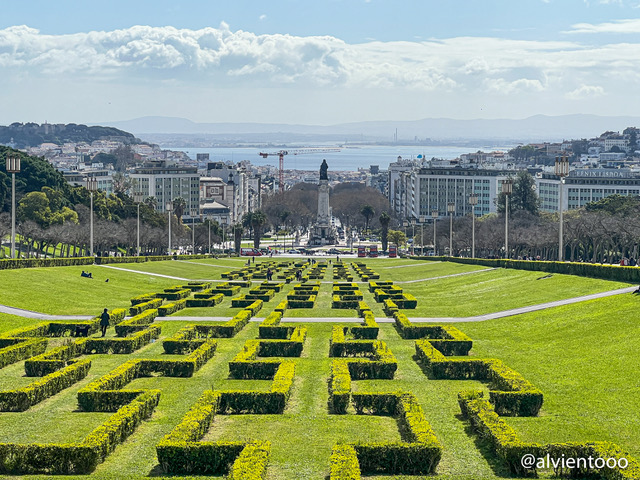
389;163;514;221
130;160;200;218
537;168;640;212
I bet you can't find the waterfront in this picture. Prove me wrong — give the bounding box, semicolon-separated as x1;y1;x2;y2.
174;145;509;171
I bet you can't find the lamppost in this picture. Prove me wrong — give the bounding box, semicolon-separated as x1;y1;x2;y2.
133;192;144;256
5;157;20;259
502;178;513;259
411;218;416;255
431;209;438;256
166;201;172;256
469;194;478;258
207;218;211;255
447;202;455;256
403;220;409;252
87;178;98;257
555;155;570;261
419;215;426;256
191;208;197;255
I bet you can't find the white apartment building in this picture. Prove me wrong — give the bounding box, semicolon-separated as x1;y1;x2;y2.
130;160;200;218
389;163;515;220
536;168;640;213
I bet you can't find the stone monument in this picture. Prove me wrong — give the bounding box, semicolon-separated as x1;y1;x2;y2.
309;159;337;246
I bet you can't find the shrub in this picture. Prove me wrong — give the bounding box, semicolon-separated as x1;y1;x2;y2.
128;298;162;316
329;360;351;414
0;359;91;411
158;298;187;315
115;309;159;337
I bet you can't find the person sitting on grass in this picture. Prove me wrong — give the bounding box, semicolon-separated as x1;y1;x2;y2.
100;308;110;337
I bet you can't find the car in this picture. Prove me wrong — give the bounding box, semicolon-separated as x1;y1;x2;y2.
288;249;301;254
327;248;342;255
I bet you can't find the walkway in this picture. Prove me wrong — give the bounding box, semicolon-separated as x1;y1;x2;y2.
0;304;92;321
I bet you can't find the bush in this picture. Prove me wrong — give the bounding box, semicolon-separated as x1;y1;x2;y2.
0;338;47;369
415;340;542;416
85;326;161;355
329;360;351;414
128;298;162;316
158;298;187;316
0;359;91;411
0;390;160;474
186;294;223;308
115;309;159;337
330;444;362;480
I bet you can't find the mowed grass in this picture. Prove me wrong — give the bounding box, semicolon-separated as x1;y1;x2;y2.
0;259;638;479
406;268;631;317
459;293;640;460
0;265;181;315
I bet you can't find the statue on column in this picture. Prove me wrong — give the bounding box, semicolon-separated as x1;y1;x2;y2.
320;159;328;180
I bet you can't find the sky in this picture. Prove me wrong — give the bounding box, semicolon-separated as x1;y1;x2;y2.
1;0;640;126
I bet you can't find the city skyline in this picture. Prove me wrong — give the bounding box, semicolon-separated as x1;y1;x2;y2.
1;1;640;126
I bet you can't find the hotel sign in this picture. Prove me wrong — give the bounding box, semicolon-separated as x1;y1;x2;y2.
572;170;631;178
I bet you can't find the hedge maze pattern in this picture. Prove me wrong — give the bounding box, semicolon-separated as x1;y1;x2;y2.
0;259;638;478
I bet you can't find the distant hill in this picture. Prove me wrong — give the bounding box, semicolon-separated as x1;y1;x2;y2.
100;114;640;144
0;122;138;148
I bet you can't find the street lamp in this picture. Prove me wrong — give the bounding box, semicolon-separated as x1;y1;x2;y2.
431;209;438;256
469;194;479;258
166;201;173;256
133;192;144;256
502;178;513;259
419;215;426;256
447;202;455;256
403;220;409;252
191;208;197;255
5;157;20;259
411;217;416;255
87;178;98;257
554;155;570;261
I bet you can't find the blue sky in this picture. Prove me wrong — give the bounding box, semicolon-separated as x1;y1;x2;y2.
1;0;639;125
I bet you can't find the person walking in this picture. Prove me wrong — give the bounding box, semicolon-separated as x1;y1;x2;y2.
100;308;110;337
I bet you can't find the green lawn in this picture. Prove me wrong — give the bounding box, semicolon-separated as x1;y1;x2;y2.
405;268;631;317
0;259;638;479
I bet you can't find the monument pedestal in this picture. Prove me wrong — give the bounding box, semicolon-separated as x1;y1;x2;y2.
308;174;337;246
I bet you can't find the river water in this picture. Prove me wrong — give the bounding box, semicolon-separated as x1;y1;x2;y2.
175;144;508;171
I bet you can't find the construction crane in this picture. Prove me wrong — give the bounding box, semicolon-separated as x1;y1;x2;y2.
258;147;341;193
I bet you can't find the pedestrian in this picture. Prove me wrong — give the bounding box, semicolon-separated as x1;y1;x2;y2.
100;308;110;337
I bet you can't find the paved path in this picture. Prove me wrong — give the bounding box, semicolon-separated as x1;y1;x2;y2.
2;272;636;323
0;304;92;320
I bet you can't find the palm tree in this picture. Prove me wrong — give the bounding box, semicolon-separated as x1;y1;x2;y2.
250;210;268;249
379;211;391;252
144;196;158;209
172;197;187;223
360;204;375;234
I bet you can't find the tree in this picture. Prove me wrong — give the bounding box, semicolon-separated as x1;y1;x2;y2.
360;205;375;233
113;144;135;172
496;172;540;215
379;211;391;252
250;210;268;249
387;229;407;247
233;223;243;253
172;197;187;223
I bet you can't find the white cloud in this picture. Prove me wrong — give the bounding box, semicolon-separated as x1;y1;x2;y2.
566;18;640;33
484;78;545;94
565;85;605;99
1;23;640;123
259;14;267;21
